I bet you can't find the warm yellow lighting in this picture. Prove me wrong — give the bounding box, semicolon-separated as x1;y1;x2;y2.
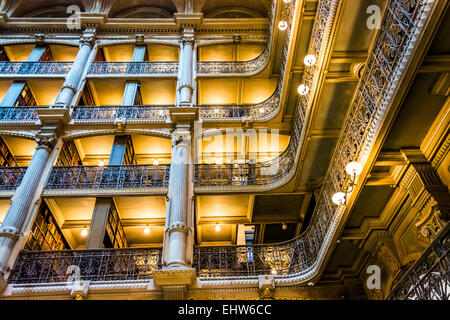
215;158;223;165
297;84;309;95
345;161;363;176
332;192;346;205
144;226;150;235
271;268;277;275
81;228;88;237
283;0;292;3
278;21;288;31
259;107;265;114
304;54;317;67
282;222;287;231
214;108;220;113
153;159;160;165
215;224;221;232
98;160;105;167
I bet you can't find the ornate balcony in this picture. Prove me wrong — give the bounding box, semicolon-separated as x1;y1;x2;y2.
193;226;320;278
388;223;449;300
197;48;270;77
198;91;280;121
0;62;72;76
0;106;38;122
88;62;178;76
8;247;163;283
0;167;26;191
72;105;170;122
44;165;170;196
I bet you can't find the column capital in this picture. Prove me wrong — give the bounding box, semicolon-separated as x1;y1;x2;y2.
0;226;20;240
181;27;195;45
80;28;97;48
35;132;58;150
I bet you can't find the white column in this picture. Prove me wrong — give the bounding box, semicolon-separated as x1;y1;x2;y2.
53;30;95;108
178;27;195;105
0;133;57;286
164;126;193;267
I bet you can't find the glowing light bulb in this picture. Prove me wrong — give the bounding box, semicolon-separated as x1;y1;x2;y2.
214;108;219;114
153;159;160;165
81;228;88;237
215;158;223;165
271;268;277;275
332;192;346;205
98;160;105;167
144;226;150;234
283;0;292;3
282;222;287;231
297;84;309;95
259;107;265;114
278;21;288;31
158;110;164;115
215;224;221;232
304;54;317;67
345;161;363;176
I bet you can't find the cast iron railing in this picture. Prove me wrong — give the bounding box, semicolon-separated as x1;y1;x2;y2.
388;223;450;300
88;62;178;75
193;224;322;277
0;106;38;121
0;167;26;190
198;91;280;120
0;62;72;75
8;247;163;283
72;105;171;122
45;165;170;190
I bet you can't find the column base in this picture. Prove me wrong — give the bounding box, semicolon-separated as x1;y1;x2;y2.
0;274;7;294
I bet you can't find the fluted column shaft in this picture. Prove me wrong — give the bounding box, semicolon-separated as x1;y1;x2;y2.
0;135;56;276
53;30;95;107
179;28;195;105
165;127;192;267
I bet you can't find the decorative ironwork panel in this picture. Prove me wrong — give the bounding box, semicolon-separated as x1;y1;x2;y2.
388;224;450;300
0;167;26;190
9;247;163;283
46;165;170;190
72;106;170;122
88;62;178;75
194;238;310;277
0;62;72;75
0;107;38;121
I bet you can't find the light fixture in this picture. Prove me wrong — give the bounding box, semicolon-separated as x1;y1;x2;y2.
345;161;363;176
331;161;364;206
332;192;346;205
81;227;88;237
144;226;150;235
158;110;165;116
259;107;265;114
283;0;292;3
282;222;287;231
297;84;309;95
215;223;221;232
153;159;160;165
98;160;105;167
271;268;277;275
304;54;317;67
278;21;288;31
215;158;223;165
214;108;219;114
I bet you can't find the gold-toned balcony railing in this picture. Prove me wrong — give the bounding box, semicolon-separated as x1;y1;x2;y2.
72;105;171;122
8;247;163;283
388;223;450;300
45;165;170;190
87;62;178;76
0;167;26;190
0;62;72;76
0;106;38;121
